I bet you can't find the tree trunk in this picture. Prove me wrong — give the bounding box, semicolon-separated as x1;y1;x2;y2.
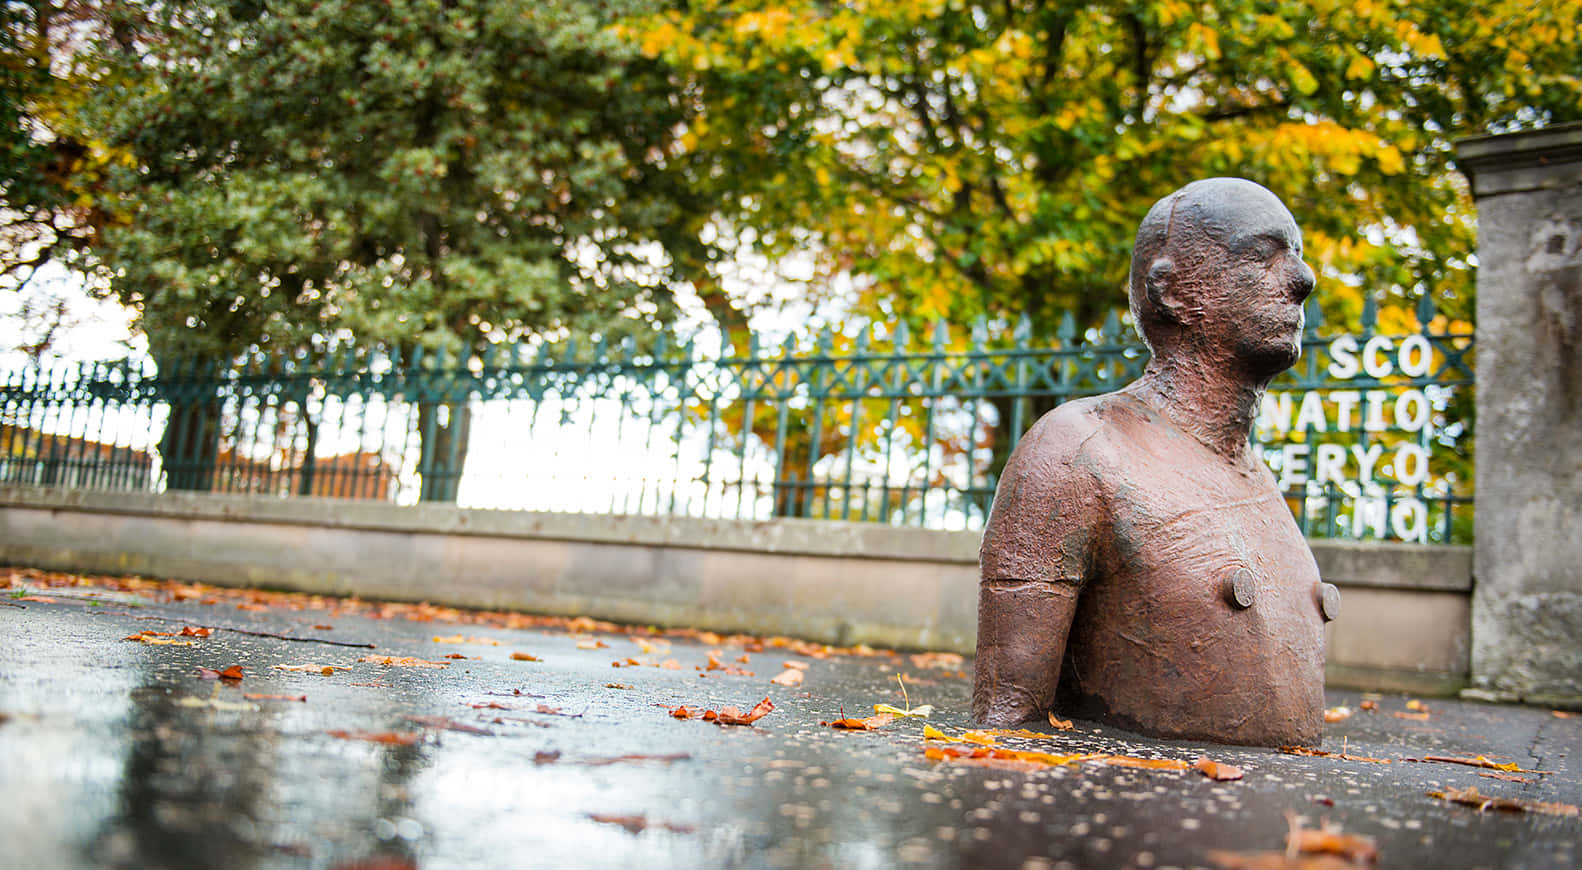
417;401;471;503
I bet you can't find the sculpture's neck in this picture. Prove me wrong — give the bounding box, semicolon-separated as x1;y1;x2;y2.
1129;356;1270;465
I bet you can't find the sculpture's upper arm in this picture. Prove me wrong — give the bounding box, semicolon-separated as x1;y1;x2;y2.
979;411;1106;588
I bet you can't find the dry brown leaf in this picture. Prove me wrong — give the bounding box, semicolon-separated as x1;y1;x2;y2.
587;813;695;835
769;668;805;687
823;713;896;731
666;705;701;719
1286;815;1379;864
1429;786;1579;817
406;715;493;735
781;660;808;670
1208;849;1364;869
327;729;423;746
1047;712;1074;730
1323;706;1353;723
178;626;213;637
605;683;634;689
1392;711;1431;721
1279;746;1392;764
576;638;608;650
1409;755;1540;773
1194;757;1245;781
360;655;449;668
509;652;541;662
1553;710;1577;719
244;693;307;702
124;632;195;646
708;697;774;726
274;663;349;674
909;651;965;670
1479;771;1534;783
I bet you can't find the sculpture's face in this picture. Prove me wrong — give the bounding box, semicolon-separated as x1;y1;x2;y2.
1192;190;1316;375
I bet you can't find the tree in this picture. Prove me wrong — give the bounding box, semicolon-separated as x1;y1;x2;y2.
89;0;712;498
629;0;1581;338
1;1;134;293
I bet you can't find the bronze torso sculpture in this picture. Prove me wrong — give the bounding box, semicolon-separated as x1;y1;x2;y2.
973;178;1332;747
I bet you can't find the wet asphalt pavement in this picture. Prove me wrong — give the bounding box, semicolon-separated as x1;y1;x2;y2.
1;569;1578;870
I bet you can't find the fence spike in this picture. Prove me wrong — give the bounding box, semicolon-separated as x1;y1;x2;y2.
932;319;950;350
970;316;989;349
894;320;911;350
1014;313;1033;346
1058;311;1077;345
853;326;870;354
1416;292;1437;332
1361;292;1378;330
817;325;834;354
1102;309;1122;342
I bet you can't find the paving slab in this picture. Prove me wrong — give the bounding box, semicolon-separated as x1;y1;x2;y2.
1;568;1577;869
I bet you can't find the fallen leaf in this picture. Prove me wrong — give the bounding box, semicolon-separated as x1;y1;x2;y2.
124;632;194;646
1285;814;1379;864
667;705;701;719
581;753;692;766
327;729;423;746
1323;706;1353;723
983;728;1054;740
577;638;609;649
433;634;500;645
406;715;493;735
1048;712;1074;730
510;652;541;662
219;665;244;681
1392;711;1431;721
909;651;965;670
443;653;470;660
359;655;449;669
1105;756;1191;771
244;693;307;702
1279;746;1392;764
587;813;695;835
923;725;955;741
1479;771;1534;783
781;660;808;670
1406;699;1429;712
1409;754;1538;773
1195;757;1245;781
1553;710;1577;719
873;673;933;718
960;730;998;746
1360;700;1379;712
708;697;774;726
313;624;334;630
658;659;681;670
769;668;805;687
178;626;213;637
274;663;350;673
924;744;1097;770
605;683;634;689
824;713;896;731
1428;785;1579;817
534;751;561;764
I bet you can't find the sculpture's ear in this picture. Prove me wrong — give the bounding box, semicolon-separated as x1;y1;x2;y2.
1146;257;1186;324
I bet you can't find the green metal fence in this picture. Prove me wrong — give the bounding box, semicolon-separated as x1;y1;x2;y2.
0;296;1473;542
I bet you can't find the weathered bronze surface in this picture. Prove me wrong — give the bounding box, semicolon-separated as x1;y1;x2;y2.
973;178;1329;747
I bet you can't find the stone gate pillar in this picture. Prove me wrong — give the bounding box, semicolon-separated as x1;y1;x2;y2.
1458;123;1582;706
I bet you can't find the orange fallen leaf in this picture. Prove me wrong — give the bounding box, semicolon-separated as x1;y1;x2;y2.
1410;755;1541;773
1429;785;1579;817
605;683;634;689
218;665;244;681
244;693;307;702
769;668;804;687
1285;814;1379;864
587;813;695;835
960;730;998;746
360;655;449;669
986;728;1055;740
1479;771;1534;783
824;713;895;731
658;659;681;670
577;638;609;650
1194;757;1245;781
1279;746;1392;764
667;705;701;719
1360;700;1379;712
708;697;774;726
313;624;334;630
509;652;541;662
1105;755;1191;771
443;653;470;660
274;663;349;674
781;660;808;670
1047;712;1074;731
1323;706;1353;723
1392;711;1431;721
1406;699;1429;712
909;651;965;670
924;744;1097;770
433;634;501;645
124;632;195;646
327;730;423;746
406;715;492;735
178;626;213;637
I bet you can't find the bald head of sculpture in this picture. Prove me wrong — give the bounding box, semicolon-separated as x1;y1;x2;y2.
1128;178;1317;379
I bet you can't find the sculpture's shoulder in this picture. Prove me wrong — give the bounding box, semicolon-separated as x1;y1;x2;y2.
980;392;1148;583
1007;391;1156;479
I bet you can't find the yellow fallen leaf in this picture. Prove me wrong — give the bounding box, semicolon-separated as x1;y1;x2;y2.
923;724;957;741
874;703;933;718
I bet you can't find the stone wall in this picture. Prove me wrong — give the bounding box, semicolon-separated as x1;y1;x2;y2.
0;485;1472;694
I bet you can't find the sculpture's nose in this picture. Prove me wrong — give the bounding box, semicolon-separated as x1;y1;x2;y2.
1292;260;1316;303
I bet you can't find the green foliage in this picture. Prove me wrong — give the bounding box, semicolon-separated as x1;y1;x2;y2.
94;0;705;358
630;0;1582;336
